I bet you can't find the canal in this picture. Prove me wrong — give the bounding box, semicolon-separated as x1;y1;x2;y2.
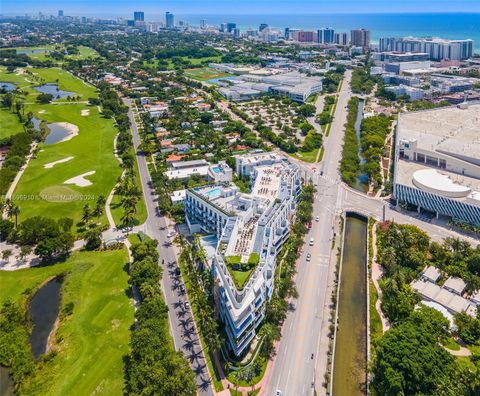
332;214;368;396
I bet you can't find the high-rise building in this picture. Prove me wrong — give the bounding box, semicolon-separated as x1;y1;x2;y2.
334;32;349;46
350;29;371;47
379;37;474;61
200;19;206;29
220;22;227;33
284;27;290;39
58;10;64;17
133;11;144;22
233;28;241;39
317;28;335;44
226;22;236;33
165;11;174;28
259;23;269;32
292;30;316;43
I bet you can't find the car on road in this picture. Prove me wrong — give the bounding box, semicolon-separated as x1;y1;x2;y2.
175;267;181;276
309;237;314;246
315;215;320;222
306;253;311;261
167;231;177;238
184;301;190;310
276;391;282;396
122;226;133;233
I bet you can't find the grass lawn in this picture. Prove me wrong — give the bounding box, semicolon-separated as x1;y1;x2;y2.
290;148;319;163
184;67;232;81
12;45;99;62
0;107;24;139
228;266;255;290
369;279;382;350
66;46;99;60
442;337;461;351
0;248;133;395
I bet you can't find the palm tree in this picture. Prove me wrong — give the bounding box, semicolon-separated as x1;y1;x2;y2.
82;203;91;224
7;202;20;228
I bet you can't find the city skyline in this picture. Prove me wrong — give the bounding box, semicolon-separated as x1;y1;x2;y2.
2;0;480;16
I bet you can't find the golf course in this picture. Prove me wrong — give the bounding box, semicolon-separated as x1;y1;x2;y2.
0;248;133;395
0;64;146;228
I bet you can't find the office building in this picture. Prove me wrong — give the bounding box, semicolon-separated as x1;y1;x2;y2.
200;19;206;29
226;22;237;33
185;153;301;356
334;32;349;46
385;60;432;74
133;11;144;22
233;28;241;39
379;37;474;61
350;29;371;47
393;104;480;226
384;85;424;101
259;23;269;32
58;10;64;17
165;11;174;28
317;28;335;44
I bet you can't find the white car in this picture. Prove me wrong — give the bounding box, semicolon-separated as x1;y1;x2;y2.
276;391;282;396
306;253;311;261
309;237;314;246
167;231;176;238
315;216;320;222
184;301;190;310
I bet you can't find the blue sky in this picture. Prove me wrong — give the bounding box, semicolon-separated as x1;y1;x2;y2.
2;0;480;16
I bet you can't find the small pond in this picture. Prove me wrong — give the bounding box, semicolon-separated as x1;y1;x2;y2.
16;49;49;55
44;123;71;145
0;366;15;396
34;83;75;100
31;117;42;131
28;277;62;359
0;82;16;92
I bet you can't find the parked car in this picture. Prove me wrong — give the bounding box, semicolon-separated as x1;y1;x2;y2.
167;231;176;238
175;267;181;276
315;215;320;222
306;253;311;261
309;238;314;246
184;301;190;310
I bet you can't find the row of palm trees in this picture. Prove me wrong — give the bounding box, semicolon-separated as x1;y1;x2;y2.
115;174;142;227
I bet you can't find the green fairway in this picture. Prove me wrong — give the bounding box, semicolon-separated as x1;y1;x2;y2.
12;103;120;226
184;67;231;81
0;248;133;395
11;45;99;62
0;107;24;139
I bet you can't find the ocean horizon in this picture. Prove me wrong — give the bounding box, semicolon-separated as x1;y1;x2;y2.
172;13;480;52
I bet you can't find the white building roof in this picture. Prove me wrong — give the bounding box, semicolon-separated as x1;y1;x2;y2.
413;169;472;198
443;276;467;295
421;265;441;283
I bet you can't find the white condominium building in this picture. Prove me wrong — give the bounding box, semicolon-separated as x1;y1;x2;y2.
393;103;480;226
185;154;301;356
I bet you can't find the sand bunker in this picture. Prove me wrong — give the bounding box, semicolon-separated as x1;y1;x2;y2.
64;171;96;187
81;109;90;116
44;156;74;169
16;68;26;75
38;110;46;114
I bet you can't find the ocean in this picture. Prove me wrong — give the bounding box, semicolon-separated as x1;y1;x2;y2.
174;13;480;52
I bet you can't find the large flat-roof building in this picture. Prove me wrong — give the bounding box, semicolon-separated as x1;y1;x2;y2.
379;37;474;61
184;154;300;356
393;103;480;226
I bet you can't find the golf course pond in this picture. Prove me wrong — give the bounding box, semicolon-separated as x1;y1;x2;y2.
34;83;75;99
332;214;368;396
16;49;49;55
44;123;73;144
28;277;62;360
0;82;16;92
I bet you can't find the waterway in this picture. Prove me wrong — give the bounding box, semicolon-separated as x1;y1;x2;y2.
353;99;369;193
34;83;75;100
16;49;49;55
332;214;368;396
28;278;62;359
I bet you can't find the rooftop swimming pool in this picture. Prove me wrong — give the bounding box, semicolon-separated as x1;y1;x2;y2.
212;166;222;174
205;188;222;199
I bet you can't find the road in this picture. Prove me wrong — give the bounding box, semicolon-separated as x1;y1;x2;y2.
123;98;215;396
267;70;353;396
